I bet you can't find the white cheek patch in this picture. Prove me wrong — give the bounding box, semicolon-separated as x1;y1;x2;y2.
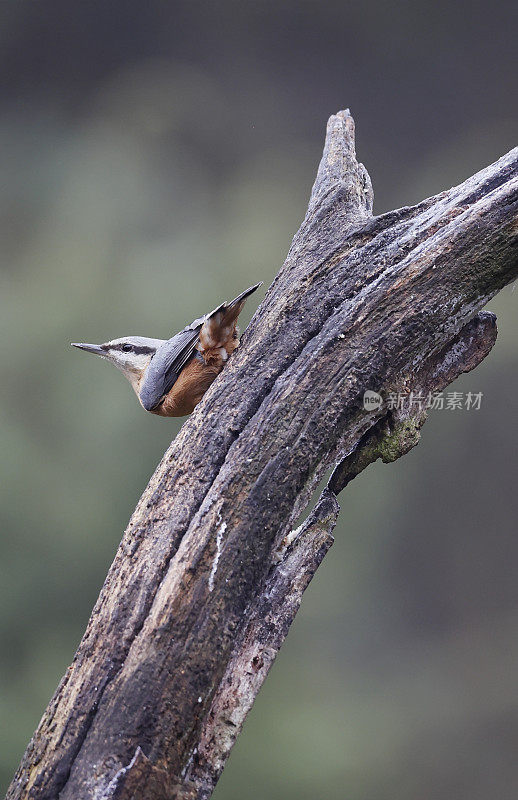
219;348;228;361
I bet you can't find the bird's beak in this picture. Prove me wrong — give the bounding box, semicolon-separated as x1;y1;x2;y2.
71;342;105;356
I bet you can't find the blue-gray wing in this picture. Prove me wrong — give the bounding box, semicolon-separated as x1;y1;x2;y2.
138;325;202;411
138;284;261;412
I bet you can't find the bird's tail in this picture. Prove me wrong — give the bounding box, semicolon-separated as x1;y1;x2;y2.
226;282;263;311
199;282;262;352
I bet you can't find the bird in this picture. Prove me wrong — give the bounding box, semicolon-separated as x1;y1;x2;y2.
71;283;262;417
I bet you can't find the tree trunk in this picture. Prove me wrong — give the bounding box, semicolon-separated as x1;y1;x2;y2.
7;110;517;800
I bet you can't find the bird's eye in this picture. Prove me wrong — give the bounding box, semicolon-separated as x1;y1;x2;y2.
122;344;132;352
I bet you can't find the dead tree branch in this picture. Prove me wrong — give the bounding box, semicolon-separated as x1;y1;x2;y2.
7;111;517;800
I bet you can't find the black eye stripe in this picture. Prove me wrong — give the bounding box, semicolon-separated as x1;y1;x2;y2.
109;344;155;355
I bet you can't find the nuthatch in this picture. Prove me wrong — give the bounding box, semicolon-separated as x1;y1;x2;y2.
72;283;262;417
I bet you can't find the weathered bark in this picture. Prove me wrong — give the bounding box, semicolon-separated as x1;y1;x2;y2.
7;110;517;800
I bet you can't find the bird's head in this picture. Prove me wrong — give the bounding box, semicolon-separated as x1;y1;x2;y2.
71;336;165;394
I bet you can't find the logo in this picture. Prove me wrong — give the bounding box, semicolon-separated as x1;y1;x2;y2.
363;390;382;411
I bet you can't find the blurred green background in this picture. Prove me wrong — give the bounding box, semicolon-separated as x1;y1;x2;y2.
1;2;517;798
